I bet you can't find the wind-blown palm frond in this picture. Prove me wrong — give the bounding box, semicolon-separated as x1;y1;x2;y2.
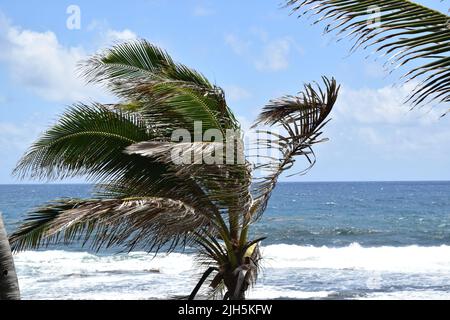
82;39;212;89
11;103;227;242
250;77;339;220
10;198;210;253
125;138;253;241
125;141;225;164
13;103;153;181
82;40;239;133
286;0;450;109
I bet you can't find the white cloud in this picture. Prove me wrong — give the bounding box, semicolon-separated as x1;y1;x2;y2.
255;37;293;72
0;14;136;103
224;31;301;72
330;83;450;156
105;29;138;42
89;19;173;52
364;61;388;79
87;20;138;45
193;6;215;17
224;85;252;102
249;27;269;42
0;23;86;102
225;34;251;56
354;124;450;154
335;83;442;125
0;122;40;152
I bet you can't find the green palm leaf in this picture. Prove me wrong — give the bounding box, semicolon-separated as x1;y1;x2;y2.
82;39;212;88
13;103;153;181
12;103;222;217
82;40;239;132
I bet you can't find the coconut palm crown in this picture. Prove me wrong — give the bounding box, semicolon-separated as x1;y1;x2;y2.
9;40;339;300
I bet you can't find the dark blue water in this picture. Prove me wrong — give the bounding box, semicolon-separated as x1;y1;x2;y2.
2;182;449;247
1;184;93;233
256;181;450;247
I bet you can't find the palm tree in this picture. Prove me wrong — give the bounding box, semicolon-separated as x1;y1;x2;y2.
0;214;20;300
286;0;450;113
9;40;339;300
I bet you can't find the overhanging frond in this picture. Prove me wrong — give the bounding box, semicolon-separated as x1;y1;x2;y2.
286;0;450;109
9;198;210;253
126;138;253;240
126;141;225;165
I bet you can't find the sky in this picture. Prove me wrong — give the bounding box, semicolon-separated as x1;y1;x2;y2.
0;0;449;184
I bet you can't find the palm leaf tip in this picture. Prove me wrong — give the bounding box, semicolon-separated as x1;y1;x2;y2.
286;0;450;109
254;76;339;127
250;76;339;220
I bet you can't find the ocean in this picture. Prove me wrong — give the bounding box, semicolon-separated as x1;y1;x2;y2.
1;182;450;300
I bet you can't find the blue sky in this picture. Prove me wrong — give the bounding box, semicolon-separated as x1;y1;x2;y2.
0;0;449;183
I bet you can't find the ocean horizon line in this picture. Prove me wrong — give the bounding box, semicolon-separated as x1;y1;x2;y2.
1;180;450;186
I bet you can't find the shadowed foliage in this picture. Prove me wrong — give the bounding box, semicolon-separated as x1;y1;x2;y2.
10;40;339;300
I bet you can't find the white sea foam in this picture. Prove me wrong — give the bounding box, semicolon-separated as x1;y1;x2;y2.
261;243;450;272
13;244;450;300
16;250;194;275
248;288;332;300
362;290;450;300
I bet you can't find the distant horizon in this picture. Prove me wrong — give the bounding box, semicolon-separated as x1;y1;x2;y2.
1;179;450;186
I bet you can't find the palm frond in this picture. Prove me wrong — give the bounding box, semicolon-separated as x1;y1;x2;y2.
126;81;237;135
126;141;225;165
12;103;224;221
81;41;251;230
286;0;450;108
82;39;212;89
250;76;339;220
9;197;210;253
13;103;153;181
13;42;252;256
82;40;239;133
126;138;253;242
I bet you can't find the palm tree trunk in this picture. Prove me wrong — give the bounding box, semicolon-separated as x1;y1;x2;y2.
0;213;20;300
223;270;248;300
